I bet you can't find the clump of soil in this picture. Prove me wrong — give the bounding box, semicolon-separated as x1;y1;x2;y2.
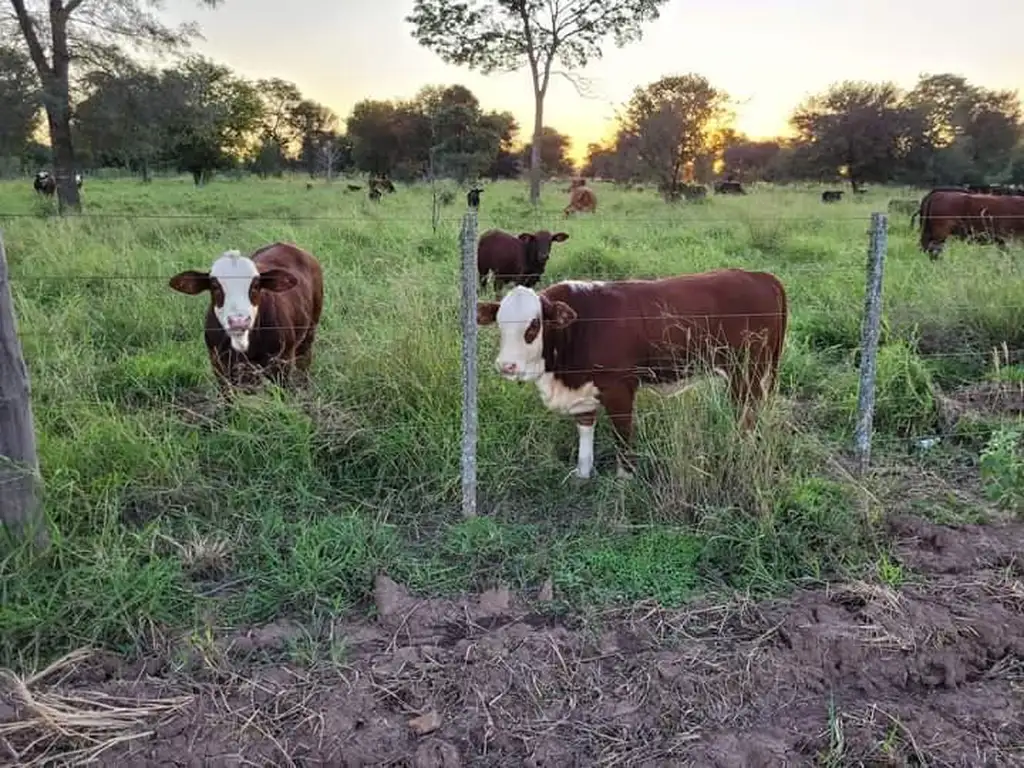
3;515;1024;767
937;379;1024;434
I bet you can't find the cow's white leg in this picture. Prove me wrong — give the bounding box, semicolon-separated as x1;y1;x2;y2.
576;422;595;479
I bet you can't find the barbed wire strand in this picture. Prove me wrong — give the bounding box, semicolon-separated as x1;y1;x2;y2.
0;210;999;223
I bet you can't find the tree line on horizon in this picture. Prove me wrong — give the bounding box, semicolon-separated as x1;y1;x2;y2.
1;0;1022;208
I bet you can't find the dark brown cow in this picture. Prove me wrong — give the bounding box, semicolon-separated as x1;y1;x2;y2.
918;189;1024;258
714;180;746;195
821;190;844;203
477;229;569;296
33;171;56;195
168;242;324;392
476;269;788;479
564;186;597;217
33;171;82;196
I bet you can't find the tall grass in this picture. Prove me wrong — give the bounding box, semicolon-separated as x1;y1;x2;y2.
0;176;1020;669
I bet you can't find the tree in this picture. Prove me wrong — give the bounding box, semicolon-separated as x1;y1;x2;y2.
619;74;727;199
479;110;520;178
6;0;223;211
722;136;781;182
790;80;921;189
0;45;40;167
406;0;669;204
292;99;341;176
417;84;506;182
520;125;574;177
905;73;1021;182
74;62;164;180
161;56;262;185
346;98;424;178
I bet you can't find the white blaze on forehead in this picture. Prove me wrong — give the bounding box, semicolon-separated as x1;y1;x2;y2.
494;285;545;381
209;250;260;353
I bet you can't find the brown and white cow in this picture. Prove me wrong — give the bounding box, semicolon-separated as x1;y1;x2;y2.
477;270;788;478
168;242;324;391
564;186;597;217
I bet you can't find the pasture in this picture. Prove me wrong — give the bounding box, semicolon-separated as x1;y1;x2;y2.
3;176;1024;765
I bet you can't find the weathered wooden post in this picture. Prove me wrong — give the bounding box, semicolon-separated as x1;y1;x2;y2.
0;230;47;547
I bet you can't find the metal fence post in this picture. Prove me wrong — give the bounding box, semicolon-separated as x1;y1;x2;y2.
854;212;888;474
459;188;482;517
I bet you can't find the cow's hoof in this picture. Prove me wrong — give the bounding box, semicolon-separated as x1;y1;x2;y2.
564;467;593;484
615;465;635;480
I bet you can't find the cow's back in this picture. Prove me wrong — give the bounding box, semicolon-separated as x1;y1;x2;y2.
543;270;786;387
253;242;323;328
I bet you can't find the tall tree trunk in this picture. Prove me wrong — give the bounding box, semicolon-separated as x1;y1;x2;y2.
47;6;80;213
529;89;544;205
47;99;80;213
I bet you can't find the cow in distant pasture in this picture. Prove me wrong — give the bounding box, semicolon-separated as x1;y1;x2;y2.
168;242;324;392
821;190;844;203
564;186;597;217
368;175;395;195
476;269;788;479
346;184;362;192
662;182;707;202
714;180;745;195
369;187;382;202
33;171;56;195
477;229;569;296
33;170;82;196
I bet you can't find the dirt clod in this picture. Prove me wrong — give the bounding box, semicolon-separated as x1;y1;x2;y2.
5;513;1024;767
409;709;443;735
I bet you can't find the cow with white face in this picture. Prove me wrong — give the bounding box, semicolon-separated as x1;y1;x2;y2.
478;271;789;479
169;242;324;391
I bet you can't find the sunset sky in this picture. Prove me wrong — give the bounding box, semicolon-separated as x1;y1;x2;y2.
164;0;1024;162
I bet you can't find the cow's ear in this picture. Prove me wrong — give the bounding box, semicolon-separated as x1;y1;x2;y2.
169;270;211;295
477;301;500;326
552;232;569;242
518;232;535;243
257;268;298;293
545;299;577;330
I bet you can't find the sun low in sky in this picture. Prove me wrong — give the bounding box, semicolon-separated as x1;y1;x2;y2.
165;0;1023;163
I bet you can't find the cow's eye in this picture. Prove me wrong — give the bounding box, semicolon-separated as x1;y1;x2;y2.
524;318;540;343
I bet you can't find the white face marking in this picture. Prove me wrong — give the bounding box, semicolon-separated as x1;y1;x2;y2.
494;285;545;382
209;250;260;353
576;423;595;479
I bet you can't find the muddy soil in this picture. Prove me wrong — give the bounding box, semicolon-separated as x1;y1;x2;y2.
4;514;1024;767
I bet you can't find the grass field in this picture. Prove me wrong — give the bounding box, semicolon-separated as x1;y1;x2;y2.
2;173;1023;673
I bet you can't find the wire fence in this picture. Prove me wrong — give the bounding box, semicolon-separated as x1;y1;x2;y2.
2;197;1024;532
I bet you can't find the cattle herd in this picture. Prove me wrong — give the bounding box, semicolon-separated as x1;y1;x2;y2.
166;173;792;479
23;167;1009;479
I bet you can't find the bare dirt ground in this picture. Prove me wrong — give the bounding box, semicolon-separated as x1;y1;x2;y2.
4;513;1024;768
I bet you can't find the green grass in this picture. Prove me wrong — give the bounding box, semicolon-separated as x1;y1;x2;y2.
1;174;1022;670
